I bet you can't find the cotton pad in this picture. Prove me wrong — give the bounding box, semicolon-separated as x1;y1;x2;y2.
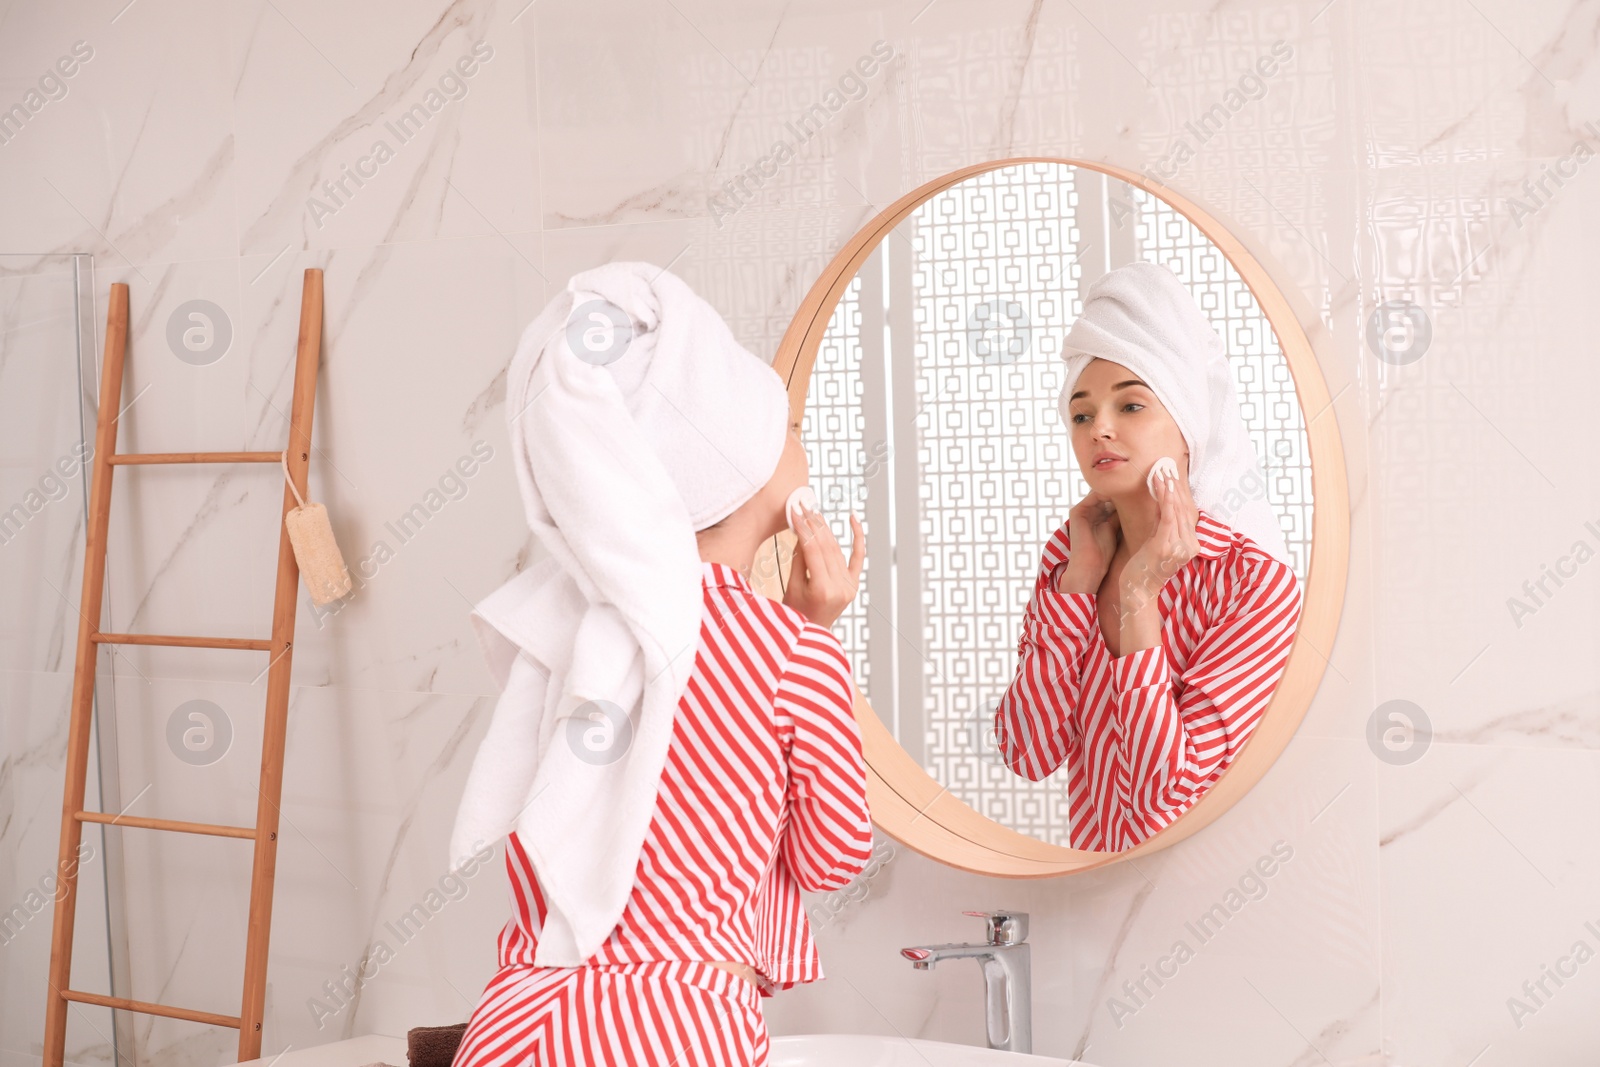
785;485;818;532
1145;456;1179;495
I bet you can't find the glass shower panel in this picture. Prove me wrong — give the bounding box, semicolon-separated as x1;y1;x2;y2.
0;253;127;1067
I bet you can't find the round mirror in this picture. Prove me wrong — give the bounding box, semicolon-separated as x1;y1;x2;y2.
757;158;1348;876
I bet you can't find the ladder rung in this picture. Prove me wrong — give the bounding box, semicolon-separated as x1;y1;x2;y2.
59;989;241;1029
92;632;273;651
109;451;283;465
75;811;257;840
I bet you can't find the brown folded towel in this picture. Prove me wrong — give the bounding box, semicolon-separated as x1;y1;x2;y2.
408;1023;468;1067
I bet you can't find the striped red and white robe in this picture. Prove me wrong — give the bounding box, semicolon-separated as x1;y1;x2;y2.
453;560;875;1067
995;507;1303;852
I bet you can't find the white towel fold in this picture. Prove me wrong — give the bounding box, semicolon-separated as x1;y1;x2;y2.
447;262;790;966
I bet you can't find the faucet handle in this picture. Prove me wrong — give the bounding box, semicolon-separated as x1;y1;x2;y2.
962;910;1029;945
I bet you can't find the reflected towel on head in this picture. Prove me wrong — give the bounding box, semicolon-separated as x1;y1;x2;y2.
1056;261;1292;567
447;261;791;966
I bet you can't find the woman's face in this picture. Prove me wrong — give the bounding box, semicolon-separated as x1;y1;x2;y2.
1066;358;1189;490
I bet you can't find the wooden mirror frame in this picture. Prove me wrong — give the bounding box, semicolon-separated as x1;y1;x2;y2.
750;157;1349;877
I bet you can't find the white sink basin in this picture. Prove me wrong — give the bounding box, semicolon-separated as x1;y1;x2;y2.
229;1029;1093;1067
771;1033;1087;1065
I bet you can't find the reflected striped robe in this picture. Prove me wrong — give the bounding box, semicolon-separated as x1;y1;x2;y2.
995;508;1302;852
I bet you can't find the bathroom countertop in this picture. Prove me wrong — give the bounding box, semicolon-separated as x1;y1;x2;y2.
230;1034;408;1067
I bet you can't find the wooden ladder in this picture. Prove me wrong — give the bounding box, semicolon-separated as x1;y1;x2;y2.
42;268;326;1067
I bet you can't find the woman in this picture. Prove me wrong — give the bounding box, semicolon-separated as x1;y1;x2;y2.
447;262;873;1065
994;262;1303;853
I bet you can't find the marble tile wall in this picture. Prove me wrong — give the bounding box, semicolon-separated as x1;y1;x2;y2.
3;0;1598;1064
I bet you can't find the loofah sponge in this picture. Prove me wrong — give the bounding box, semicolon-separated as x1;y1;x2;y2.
281;451;354;605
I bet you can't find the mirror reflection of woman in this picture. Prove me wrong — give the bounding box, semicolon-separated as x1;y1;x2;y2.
994;262;1303;853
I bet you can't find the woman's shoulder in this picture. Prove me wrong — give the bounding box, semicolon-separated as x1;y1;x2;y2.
699;566;849;700
1193;511;1303;617
722;580;852;680
1195;509;1296;575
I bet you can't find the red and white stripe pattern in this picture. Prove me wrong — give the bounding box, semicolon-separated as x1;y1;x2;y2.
450;958;768;1067
453;560;874;1067
995;508;1303;852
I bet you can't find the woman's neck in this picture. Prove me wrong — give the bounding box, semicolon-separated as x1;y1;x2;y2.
1108;492;1160;554
695;530;759;578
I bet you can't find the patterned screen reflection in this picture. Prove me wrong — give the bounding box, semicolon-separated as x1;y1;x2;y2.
801;162;1311;848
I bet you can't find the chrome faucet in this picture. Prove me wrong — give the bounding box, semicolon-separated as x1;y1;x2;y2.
900;910;1031;1055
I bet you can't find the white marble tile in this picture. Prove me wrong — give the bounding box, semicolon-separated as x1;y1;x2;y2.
1363;158;1600;753
532;0;907;229
1379;742;1600;1063
0;0;239;268
228;0;540;256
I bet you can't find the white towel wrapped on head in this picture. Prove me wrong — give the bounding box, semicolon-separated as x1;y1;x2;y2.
447;261;791;966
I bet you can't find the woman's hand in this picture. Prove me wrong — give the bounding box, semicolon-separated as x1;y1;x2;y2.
1058;490;1122;592
783;508;866;628
1121;465;1199;603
